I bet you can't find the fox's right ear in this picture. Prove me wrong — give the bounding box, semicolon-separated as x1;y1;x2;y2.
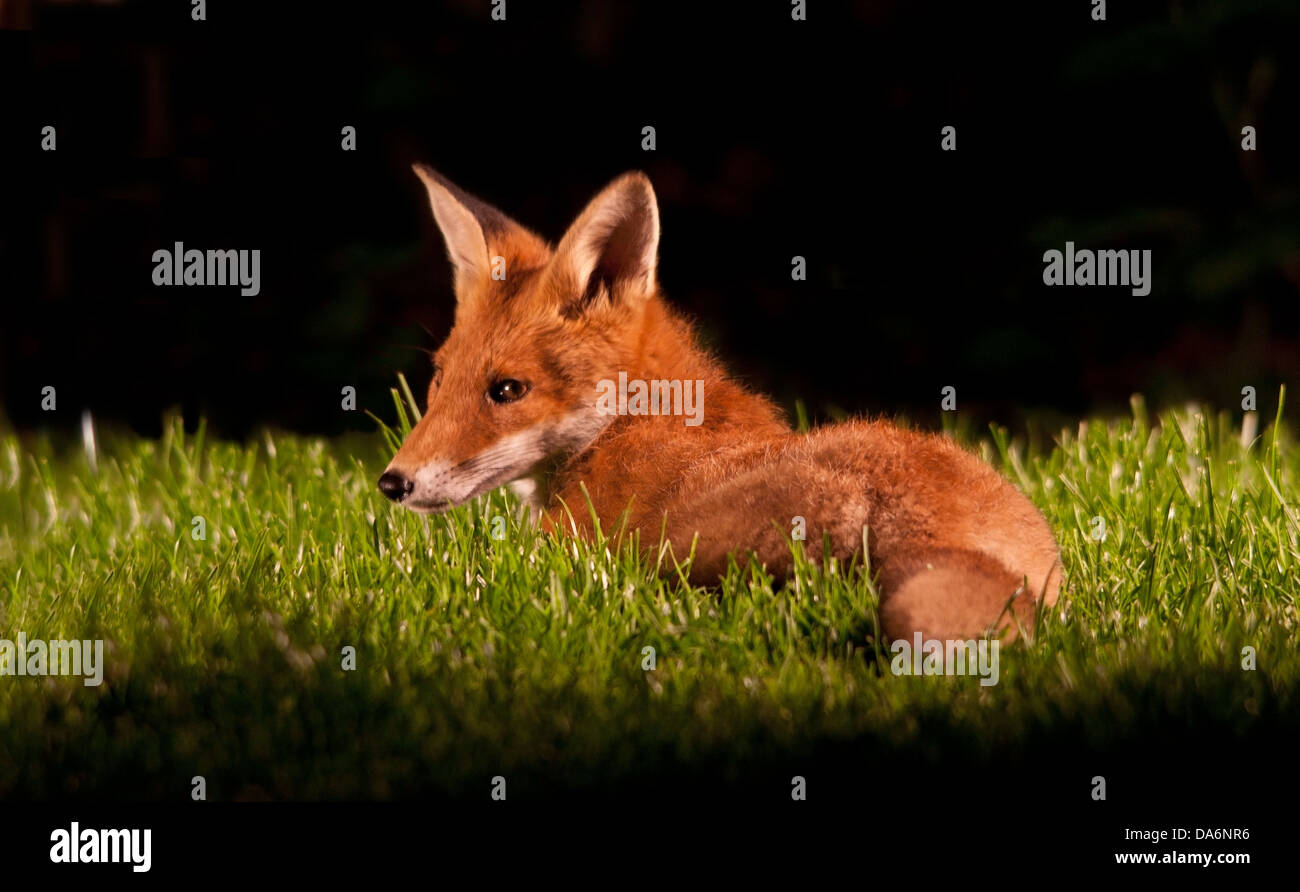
551;171;659;314
412;164;542;301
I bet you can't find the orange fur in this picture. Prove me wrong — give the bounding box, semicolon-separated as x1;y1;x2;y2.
383;166;1061;642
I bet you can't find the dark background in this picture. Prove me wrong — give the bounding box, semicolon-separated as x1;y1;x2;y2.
2;0;1298;439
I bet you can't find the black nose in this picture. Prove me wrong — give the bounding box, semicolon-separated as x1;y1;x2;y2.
378;471;413;502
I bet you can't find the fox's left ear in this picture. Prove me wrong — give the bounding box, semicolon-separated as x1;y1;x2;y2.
552;172;660;311
412;164;548;304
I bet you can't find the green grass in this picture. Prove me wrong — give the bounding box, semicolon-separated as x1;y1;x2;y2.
0;387;1297;801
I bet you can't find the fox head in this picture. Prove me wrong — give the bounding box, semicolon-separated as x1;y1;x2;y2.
378;165;662;513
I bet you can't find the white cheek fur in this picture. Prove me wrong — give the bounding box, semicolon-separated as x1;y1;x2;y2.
402;408;610;511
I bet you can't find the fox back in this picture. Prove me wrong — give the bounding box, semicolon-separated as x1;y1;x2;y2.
381;166;1061;641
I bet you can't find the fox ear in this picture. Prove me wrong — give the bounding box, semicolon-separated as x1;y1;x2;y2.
552;172;659;312
413;164;540;300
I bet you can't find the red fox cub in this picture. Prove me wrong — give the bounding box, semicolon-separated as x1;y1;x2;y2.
380;165;1062;641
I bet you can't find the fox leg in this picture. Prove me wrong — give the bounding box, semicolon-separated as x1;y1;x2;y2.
661;467;1046;642
875;548;1041;642
662;462;861;583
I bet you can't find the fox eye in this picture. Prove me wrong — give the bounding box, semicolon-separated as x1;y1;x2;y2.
488;379;529;404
